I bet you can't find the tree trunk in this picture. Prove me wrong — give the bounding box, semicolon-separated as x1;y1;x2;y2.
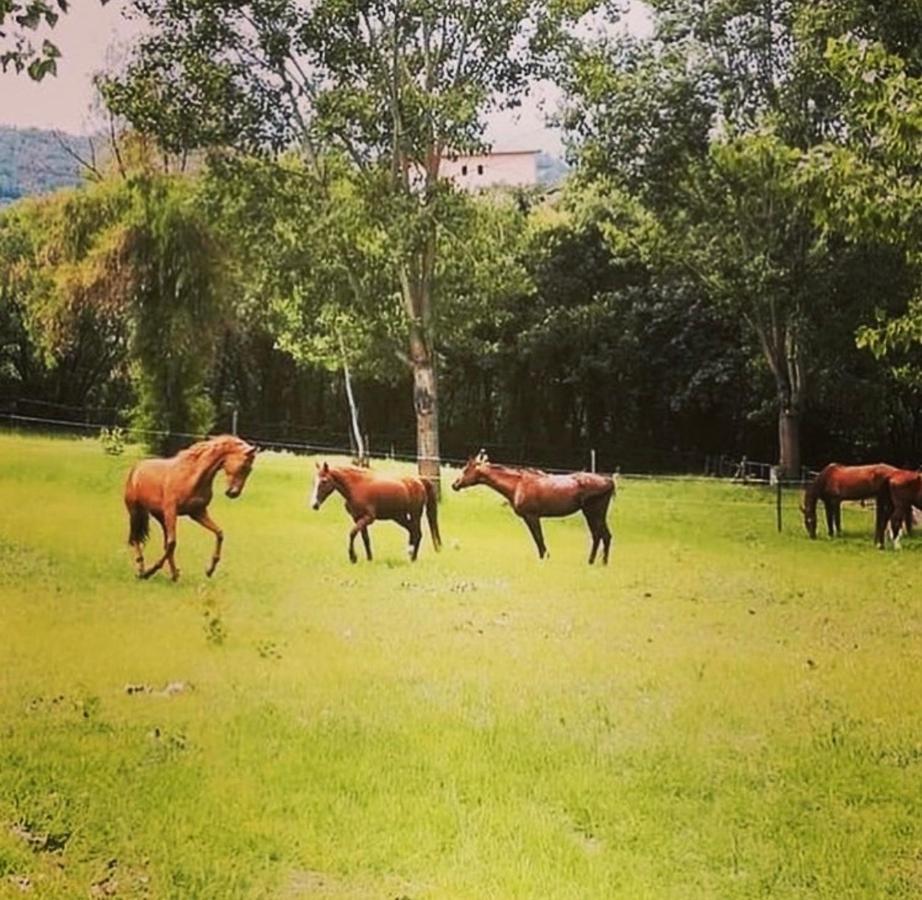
778;405;801;478
409;324;440;493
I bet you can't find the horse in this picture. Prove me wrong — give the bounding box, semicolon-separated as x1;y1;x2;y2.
310;462;441;563
876;469;922;549
801;463;898;539
451;451;615;563
124;435;257;580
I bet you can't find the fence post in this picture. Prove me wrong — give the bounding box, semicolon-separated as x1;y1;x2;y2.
590;448;597;473
231;406;238;436
771;465;782;533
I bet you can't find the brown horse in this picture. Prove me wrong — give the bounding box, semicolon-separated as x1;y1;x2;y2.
451;451;615;563
802;463;898;538
310;462;441;562
876;469;922;549
124;435;257;580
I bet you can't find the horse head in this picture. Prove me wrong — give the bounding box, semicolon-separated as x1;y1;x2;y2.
310;461;337;509
801;499;818;538
452;451;489;492
224;439;257;499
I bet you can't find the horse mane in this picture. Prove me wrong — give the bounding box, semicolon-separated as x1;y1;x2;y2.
176;434;250;460
485;462;548;477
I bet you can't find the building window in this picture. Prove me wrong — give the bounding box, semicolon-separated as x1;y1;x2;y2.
461;165;468;175
477;164;484;175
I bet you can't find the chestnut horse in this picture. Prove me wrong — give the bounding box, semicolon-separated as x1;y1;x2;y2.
802;463;898;538
124;435;257;580
310;462;441;562
451;452;615;563
876;469;922;549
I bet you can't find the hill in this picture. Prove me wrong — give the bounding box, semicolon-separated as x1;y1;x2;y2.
0;125;88;206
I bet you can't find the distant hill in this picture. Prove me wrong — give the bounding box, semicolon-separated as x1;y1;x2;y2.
0;126;88;207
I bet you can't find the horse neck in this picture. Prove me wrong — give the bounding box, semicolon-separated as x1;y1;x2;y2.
187;442;230;489
329;467;362;501
479;466;523;503
803;478;820;511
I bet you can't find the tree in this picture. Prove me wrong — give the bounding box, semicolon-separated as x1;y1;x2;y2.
101;0;586;483
1;0;110;80
804;37;922;389
560;0;922;473
0;154;228;451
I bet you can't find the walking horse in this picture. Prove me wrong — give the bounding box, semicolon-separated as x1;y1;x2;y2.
451;451;615;563
311;463;441;562
124;435;257;580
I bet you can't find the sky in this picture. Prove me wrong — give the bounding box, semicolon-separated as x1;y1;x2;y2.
0;2;651;154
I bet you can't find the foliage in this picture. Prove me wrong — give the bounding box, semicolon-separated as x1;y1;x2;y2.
98;424;125;454
560;0;922;471
0;165;228;450
800;37;922;387
102;0;596;472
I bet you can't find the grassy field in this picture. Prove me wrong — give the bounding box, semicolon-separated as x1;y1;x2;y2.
0;432;919;899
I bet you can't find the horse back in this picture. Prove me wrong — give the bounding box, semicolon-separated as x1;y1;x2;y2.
514;472;612;517
354;475;425;519
823;463;897;500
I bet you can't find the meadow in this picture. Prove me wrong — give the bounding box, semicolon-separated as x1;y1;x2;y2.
0;432;919;899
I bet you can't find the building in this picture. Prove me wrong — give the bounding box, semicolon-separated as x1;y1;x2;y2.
440;149;539;191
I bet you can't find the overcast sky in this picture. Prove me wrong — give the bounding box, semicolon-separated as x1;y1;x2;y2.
0;2;651;154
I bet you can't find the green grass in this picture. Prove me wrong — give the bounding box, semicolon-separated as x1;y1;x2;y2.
0;432;919;898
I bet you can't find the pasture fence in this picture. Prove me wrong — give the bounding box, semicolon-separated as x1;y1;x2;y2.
1;403;826;533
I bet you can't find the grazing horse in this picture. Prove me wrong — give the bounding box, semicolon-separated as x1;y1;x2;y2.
802;463;898;538
124;435;257;580
310;462;441;562
876;469;922;549
451;452;615;563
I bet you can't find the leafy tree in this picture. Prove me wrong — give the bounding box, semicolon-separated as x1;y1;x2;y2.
0;154;228;450
804;37;922;390
0;0;111;80
101;0;587;481
560;0;922;473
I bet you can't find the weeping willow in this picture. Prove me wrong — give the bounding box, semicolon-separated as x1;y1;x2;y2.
2;170;227;452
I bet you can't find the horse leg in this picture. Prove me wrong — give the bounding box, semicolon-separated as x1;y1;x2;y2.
142;509;178;580
891;503;907;550
582;508;601;564
349;515;374;563
192;510;224;577
523;515;548;559
825;500;837;537
408;511;423;561
360;526;373;561
876;488;894;549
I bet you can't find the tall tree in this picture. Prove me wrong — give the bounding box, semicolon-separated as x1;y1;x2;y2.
561;0;922;473
0;157;228;451
101;0;582;483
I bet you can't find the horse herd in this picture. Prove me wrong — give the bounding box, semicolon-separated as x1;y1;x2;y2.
802;462;922;548
122;435;920;581
123;436;615;580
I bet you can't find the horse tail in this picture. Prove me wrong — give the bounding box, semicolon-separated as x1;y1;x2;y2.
127;503;150;546
423;478;442;552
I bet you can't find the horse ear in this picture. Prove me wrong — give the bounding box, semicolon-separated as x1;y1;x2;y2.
322;461;329;473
